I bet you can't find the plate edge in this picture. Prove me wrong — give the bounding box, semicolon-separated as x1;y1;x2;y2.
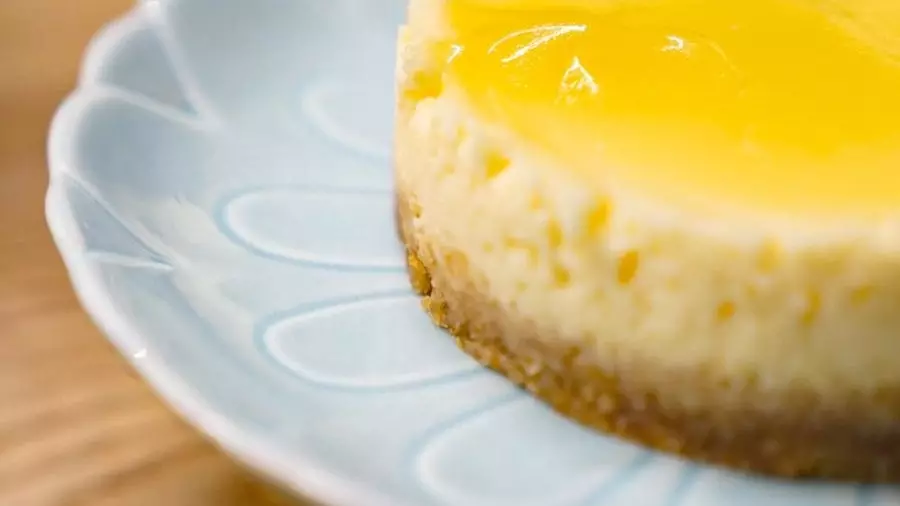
43;5;408;506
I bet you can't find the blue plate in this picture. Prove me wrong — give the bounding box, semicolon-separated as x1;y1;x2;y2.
46;1;900;505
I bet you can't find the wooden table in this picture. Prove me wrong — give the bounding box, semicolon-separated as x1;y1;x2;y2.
0;1;309;504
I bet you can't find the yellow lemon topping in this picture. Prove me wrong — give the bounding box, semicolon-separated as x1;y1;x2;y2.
442;0;900;216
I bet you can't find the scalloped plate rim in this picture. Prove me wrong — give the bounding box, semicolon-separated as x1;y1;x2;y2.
44;6;403;506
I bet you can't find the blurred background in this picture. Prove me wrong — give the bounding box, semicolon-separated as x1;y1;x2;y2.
1;1;305;504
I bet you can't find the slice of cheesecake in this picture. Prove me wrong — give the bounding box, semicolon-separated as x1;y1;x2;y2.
395;0;900;481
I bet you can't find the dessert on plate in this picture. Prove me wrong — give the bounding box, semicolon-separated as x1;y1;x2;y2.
394;0;900;481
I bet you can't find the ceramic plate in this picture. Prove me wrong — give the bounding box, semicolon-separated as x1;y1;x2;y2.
46;1;900;505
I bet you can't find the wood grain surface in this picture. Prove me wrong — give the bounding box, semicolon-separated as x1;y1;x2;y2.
0;1;312;504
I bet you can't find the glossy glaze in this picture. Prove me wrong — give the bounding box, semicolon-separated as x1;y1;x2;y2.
445;0;900;215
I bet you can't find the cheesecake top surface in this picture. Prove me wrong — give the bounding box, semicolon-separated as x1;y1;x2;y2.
439;0;900;217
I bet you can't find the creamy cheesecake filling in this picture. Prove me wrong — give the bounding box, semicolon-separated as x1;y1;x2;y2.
396;22;900;398
434;0;900;216
398;2;900;480
397;87;900;397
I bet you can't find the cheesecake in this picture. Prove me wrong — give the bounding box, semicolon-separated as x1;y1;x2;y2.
394;0;900;481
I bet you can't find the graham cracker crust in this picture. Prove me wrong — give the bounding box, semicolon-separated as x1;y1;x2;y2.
396;190;900;483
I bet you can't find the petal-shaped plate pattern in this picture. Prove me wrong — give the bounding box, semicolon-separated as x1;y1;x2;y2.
47;1;900;505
